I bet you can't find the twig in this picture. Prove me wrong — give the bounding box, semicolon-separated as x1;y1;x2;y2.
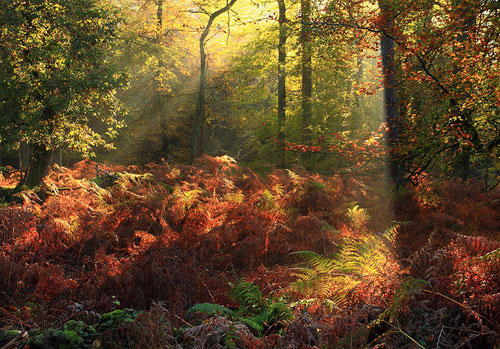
0;332;25;349
423;289;500;331
173;314;194;328
436;325;444;349
383;321;425;349
0;306;32;329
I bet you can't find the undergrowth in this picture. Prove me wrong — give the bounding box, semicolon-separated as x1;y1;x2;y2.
0;156;500;347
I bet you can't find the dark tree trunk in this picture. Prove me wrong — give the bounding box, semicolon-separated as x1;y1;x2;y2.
18;141;31;184
378;0;400;185
192;0;237;162
301;0;312;162
277;0;287;168
451;0;477;180
24;145;50;188
50;148;62;166
19;142;31;171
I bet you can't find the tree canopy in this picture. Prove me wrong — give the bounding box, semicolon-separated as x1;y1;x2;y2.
0;0;499;187
0;0;127;186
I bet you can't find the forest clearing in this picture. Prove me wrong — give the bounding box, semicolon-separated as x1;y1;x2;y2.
1;0;500;348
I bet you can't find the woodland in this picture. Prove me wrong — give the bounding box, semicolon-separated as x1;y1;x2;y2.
1;0;500;348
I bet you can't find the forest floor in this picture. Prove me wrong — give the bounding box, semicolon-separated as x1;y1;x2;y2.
1;155;500;348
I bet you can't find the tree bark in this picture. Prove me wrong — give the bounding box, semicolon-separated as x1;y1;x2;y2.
191;0;237;162
378;0;400;185
19;141;31;171
354;55;363;109
301;0;312;162
156;0;170;156
277;0;287;168
351;55;364;130
451;0;477;180
24;144;50;188
50;148;62;166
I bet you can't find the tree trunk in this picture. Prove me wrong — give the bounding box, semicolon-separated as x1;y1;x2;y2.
451;0;477;180
378;0;400;185
277;0;287;168
301;0;312;162
354;55;363;109
192;40;207;161
24;145;50;188
19;142;31;171
50;148;62;166
351;55;364;130
191;0;237;162
156;0;170;156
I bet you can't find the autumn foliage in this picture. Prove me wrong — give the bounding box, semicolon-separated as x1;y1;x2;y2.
1;157;500;347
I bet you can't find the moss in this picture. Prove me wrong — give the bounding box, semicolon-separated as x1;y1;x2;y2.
27;321;96;349
24;309;139;349
28;328;83;349
96;308;139;333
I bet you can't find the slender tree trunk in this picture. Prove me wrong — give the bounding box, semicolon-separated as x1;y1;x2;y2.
192;40;207;161
192;0;237;162
378;0;400;185
156;0;170;156
354;55;363;109
301;0;312;162
277;0;287;168
351;55;364;130
451;0;477;180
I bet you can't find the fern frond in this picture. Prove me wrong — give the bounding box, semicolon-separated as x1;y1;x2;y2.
325;294;348;309
286;170;303;183
291;267;319;281
479;247;500;261
272;183;284;196
224;190;245;204
291;224;403;304
116;172;156;188
173;188;202;210
374;277;429;325
292;251;336;274
231;281;265;311
241;315;265;336
188;303;235;317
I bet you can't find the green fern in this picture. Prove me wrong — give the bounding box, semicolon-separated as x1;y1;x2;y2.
291;224;401;306
292;251;337;274
230;281;266;311
189;281;293;337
